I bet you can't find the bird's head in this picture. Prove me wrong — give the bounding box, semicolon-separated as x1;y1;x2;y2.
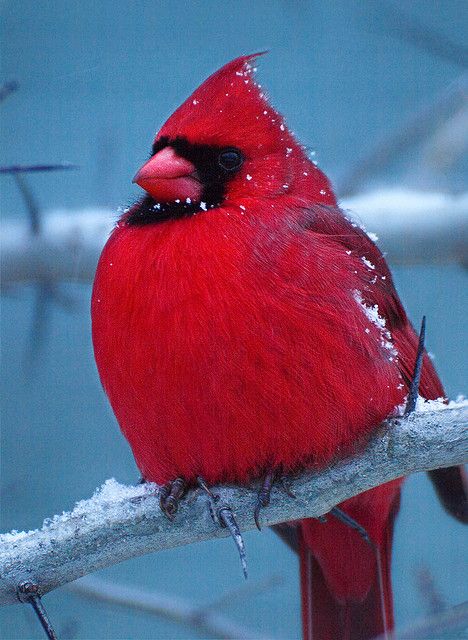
129;54;335;225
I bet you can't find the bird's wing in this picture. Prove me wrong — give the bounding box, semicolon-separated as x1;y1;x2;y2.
301;203;467;522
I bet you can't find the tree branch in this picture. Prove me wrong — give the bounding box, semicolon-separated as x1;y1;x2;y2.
338;74;468;196
0;401;466;607
69;576;276;640
377;601;468;640
1;189;467;289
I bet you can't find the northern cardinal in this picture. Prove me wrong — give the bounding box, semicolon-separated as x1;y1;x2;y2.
92;54;467;639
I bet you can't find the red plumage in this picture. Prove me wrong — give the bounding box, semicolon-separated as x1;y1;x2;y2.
91;55;464;639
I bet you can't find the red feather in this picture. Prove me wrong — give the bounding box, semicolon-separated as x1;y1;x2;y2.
92;55;465;639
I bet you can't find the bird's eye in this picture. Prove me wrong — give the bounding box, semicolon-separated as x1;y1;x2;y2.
218;148;243;172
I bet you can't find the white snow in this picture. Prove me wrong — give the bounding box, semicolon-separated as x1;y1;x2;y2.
0;478;154;546
354;291;386;330
416;395;467;412
353;290;398;359
361;257;376;270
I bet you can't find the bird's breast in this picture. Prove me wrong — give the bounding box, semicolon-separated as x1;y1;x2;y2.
92;207;405;485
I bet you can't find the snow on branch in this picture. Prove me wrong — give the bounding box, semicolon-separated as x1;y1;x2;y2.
344;189;468;266
1;189;467;288
0;401;467;607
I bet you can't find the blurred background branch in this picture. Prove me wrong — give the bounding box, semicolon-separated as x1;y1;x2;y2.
1;189;467;291
69;575;282;640
338;74;468;196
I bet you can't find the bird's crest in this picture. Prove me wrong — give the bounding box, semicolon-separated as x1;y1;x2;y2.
157;53;297;155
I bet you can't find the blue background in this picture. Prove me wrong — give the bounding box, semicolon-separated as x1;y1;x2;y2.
1;1;467;638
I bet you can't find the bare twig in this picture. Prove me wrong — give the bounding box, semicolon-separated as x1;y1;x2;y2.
13;173;41;235
375;600;468;639
338;74;468;196
201;574;283;613
0;401;466;607
0;163;78;174
17;582;58;640
415;566;446;615
380;2;468;69
419;101;468;174
69;577;273;640
0;80;19;103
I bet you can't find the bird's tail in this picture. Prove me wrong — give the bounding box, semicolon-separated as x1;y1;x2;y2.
299;487;400;640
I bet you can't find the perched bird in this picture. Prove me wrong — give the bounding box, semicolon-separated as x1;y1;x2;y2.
92;54;467;639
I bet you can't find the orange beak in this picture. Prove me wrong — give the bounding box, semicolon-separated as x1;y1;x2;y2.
132;146;201;202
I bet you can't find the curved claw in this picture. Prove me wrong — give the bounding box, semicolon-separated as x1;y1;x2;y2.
197;476;248;579
218;506;248;579
254;502;263;531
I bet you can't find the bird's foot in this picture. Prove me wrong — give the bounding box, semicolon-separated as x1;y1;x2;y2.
197;476;248;579
159;477;187;520
131;476;188;519
254;469;296;531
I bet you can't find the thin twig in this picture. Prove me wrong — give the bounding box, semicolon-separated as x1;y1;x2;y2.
338;75;468;196
13;173;41;235
201;574;283;613
69;577;274;640
0;402;466;606
17;582;58;640
0;80;19;103
415;566;446;615
0;163;78;174
375;600;468;639
380;1;468;69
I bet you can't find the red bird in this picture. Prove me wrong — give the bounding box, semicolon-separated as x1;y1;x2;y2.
92;55;467;639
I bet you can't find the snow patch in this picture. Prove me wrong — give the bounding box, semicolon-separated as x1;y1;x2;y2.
0;479;153;547
361;257;375;270
353;291;398;360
